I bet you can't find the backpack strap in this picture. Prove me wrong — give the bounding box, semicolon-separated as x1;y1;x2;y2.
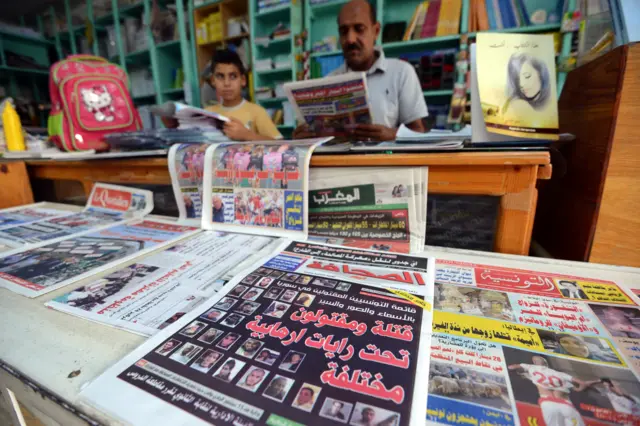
65;55;108;63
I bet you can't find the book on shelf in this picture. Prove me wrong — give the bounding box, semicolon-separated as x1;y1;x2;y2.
403;0;463;41
469;0;561;32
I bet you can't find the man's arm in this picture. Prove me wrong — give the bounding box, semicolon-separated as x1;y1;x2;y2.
573;378;599;392
223;117;275;141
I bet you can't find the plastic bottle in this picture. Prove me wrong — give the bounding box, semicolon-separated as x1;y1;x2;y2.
2;101;26;152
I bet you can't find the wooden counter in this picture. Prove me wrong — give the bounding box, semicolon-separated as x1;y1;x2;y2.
19;151;551;256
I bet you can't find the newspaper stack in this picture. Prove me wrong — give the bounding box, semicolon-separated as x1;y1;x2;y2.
309;167;427;253
395;124;471;149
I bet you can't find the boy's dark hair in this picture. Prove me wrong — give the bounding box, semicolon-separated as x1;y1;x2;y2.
212;49;246;75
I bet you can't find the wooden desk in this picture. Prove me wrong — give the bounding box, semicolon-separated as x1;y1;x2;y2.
23;151;551;255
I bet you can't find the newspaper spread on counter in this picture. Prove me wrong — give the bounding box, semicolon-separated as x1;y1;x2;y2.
0;203;73;230
80;241;435;426
309;167;428;254
46;231;279;336
427;259;640;426
169;143;208;224
202;138;331;238
284;73;373;136
0;183;153;249
0;219;199;298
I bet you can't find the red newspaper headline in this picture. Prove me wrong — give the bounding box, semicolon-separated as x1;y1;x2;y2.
307;260;426;286
291;81;366;100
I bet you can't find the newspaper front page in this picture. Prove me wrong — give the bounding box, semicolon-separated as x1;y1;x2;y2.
284;73;373;136
0;183;153;249
169;143;209;224
46;231;278;336
308;167;428;254
427;259;640;426
0;203;72;230
81;241;435;426
202;138;331;238
0;219;199;298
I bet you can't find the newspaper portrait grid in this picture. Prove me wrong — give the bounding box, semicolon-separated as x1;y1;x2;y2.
427;260;640;426
202;138;330;238
80;241;435;426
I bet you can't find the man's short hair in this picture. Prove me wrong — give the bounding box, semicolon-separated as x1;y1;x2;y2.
212;49;246;75
364;1;376;23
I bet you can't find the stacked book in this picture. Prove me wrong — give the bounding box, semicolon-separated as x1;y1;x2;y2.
468;0;562;32
403;0;463;41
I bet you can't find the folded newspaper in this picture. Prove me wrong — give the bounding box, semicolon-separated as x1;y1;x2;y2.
309;167;428;254
0;183;153;250
46;231;280;336
151;101;229;130
202;138;332;239
0;218;200;298
80;240;435;426
284;72;373;136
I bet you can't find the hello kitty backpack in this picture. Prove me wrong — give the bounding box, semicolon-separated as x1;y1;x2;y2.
48;55;142;151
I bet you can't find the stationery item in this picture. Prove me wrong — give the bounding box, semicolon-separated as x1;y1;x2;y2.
2;101;25;151
476;33;559;140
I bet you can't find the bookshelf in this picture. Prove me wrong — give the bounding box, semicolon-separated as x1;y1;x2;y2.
249;0;304;137
304;0;571;127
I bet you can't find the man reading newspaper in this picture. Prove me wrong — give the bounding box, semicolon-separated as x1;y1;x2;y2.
293;0;428;141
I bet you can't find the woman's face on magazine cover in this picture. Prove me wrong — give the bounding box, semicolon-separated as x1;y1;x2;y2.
519;61;542;100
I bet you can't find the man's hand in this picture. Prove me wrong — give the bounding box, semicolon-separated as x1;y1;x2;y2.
352;124;397;141
223;117;254;141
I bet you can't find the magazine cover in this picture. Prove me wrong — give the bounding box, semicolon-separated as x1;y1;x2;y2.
46;231;277;336
202;138;331;238
80;241;435;426
0;219;199;298
308;167;428;254
284;73;373;136
426;259;640;426
0;183;153;248
0;203;72;230
477;33;559;140
169;143;209;224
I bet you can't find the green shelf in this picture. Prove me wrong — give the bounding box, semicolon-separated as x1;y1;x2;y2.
256;36;290;48
382;34;461;51
194;0;222;9
133;93;156;101
277;124;294;129
163;88;184;95
467;23;562;37
423;89;454;97
311;50;341;58
256;3;291;18
0;30;54;46
95;2;145;24
309;0;349;12
256;66;292;75
156;39;181;50
126;48;150;64
0;66;49;76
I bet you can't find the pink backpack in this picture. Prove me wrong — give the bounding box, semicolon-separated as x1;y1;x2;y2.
48;55;142;151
